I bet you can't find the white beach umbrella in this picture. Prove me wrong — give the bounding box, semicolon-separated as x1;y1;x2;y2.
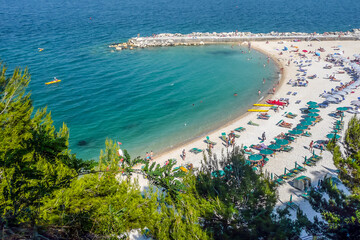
336;91;347;96
322;93;332;98
327;97;338;102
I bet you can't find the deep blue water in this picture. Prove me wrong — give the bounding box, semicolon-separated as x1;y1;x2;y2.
1;0;359;159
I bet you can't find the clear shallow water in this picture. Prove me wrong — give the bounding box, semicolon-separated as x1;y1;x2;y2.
1;0;359;159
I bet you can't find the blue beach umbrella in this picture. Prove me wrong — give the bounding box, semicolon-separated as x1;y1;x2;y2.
268;144;281;150
276;139;289;146
249;154;263;161
260;149;274;155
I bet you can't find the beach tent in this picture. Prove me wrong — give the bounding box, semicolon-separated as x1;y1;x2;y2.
293;175;311;191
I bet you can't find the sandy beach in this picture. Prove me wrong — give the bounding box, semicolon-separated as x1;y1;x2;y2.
133;40;360;219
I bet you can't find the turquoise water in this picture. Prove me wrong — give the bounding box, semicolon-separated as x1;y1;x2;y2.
1;0;359;159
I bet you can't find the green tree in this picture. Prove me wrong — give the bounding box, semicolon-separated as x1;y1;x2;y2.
0;64;92;235
308;116;360;239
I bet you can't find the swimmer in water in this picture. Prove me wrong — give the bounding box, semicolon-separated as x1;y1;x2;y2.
263;78;266;84
234;93;238;96
258;90;261;95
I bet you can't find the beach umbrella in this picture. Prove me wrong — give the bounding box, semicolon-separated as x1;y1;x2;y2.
315;52;320;56
332;95;343;100
327;133;340;139
296;125;308;130
308;105;319;109
301;121;313;126
276;139;289;146
307;101;317;105
308;112;319;117
327;97;338;102
303;117;316;122
336;91;347;96
308;108;320;113
268;144;281;150
302;50;308;53
260;149;274;155
321;93;332;98
351;100;360;106
249;154;263;161
337;107;348;111
288;129;303;135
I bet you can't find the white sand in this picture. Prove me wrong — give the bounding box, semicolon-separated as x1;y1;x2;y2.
133;40;360;218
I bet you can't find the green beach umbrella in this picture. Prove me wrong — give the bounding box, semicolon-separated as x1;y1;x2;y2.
308;109;320;113
308;112;319;117
288;129;303;135
336;107;348;112
308;105;319;109
260;149;274;155
307;101;317;105
296;125;308;130
268;144;281;150
327;133;340;139
276;139;289;146
301;121;312;126
249;154;263;161
303;117;316;122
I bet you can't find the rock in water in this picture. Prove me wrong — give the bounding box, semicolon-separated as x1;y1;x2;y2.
78;140;87;146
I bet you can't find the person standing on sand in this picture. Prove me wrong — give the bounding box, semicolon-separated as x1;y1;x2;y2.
182;149;186;160
309;140;314;152
150;151;154;160
262;132;266;141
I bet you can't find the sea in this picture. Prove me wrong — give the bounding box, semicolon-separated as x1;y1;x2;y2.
1;0;359;160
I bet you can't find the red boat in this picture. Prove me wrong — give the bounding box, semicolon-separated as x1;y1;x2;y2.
266;100;286;106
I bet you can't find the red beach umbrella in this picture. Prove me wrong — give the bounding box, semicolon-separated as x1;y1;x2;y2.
302;50;308;53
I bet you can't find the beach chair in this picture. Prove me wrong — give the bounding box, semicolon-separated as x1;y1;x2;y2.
235;126;246;132
243;146;254;155
294;162;306;172
301;191;310;200
282;146;293;152
295;100;301;104
285;112;297;119
302;131;312;137
286;196;299;210
189;148;203;154
303;157;316;166
287;91;292;95
280;121;292;129
248;121;259;126
292;92;298;96
275;177;285;185
258;114;270;120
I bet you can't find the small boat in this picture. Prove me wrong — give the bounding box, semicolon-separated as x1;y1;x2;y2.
253;104;273;107
45;79;61;85
248;109;269;112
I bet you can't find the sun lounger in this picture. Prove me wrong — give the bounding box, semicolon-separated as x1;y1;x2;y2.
280;121;292;129
243;146;254;155
258;114;270;120
235;127;246;132
292;92;298;96
302;131;311;137
275;178;285;185
282;146;293;152
286;112;297;119
287;91;292;95
295;100;301;104
294;163;306;172
248;121;259;126
189;148;203;154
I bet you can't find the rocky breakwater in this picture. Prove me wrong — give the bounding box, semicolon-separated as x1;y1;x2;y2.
109;29;360;50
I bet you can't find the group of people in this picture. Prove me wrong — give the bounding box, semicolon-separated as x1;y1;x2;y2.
145;151;154;161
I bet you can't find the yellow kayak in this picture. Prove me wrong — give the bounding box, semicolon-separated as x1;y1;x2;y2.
253;104;273;107
248;109;269;112
45;79;61;85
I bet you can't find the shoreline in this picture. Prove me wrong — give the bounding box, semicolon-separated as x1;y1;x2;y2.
152;44;285;160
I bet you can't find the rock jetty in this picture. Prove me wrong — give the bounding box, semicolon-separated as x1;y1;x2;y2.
109;29;360;50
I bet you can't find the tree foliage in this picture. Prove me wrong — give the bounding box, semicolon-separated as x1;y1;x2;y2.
309;116;360;239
